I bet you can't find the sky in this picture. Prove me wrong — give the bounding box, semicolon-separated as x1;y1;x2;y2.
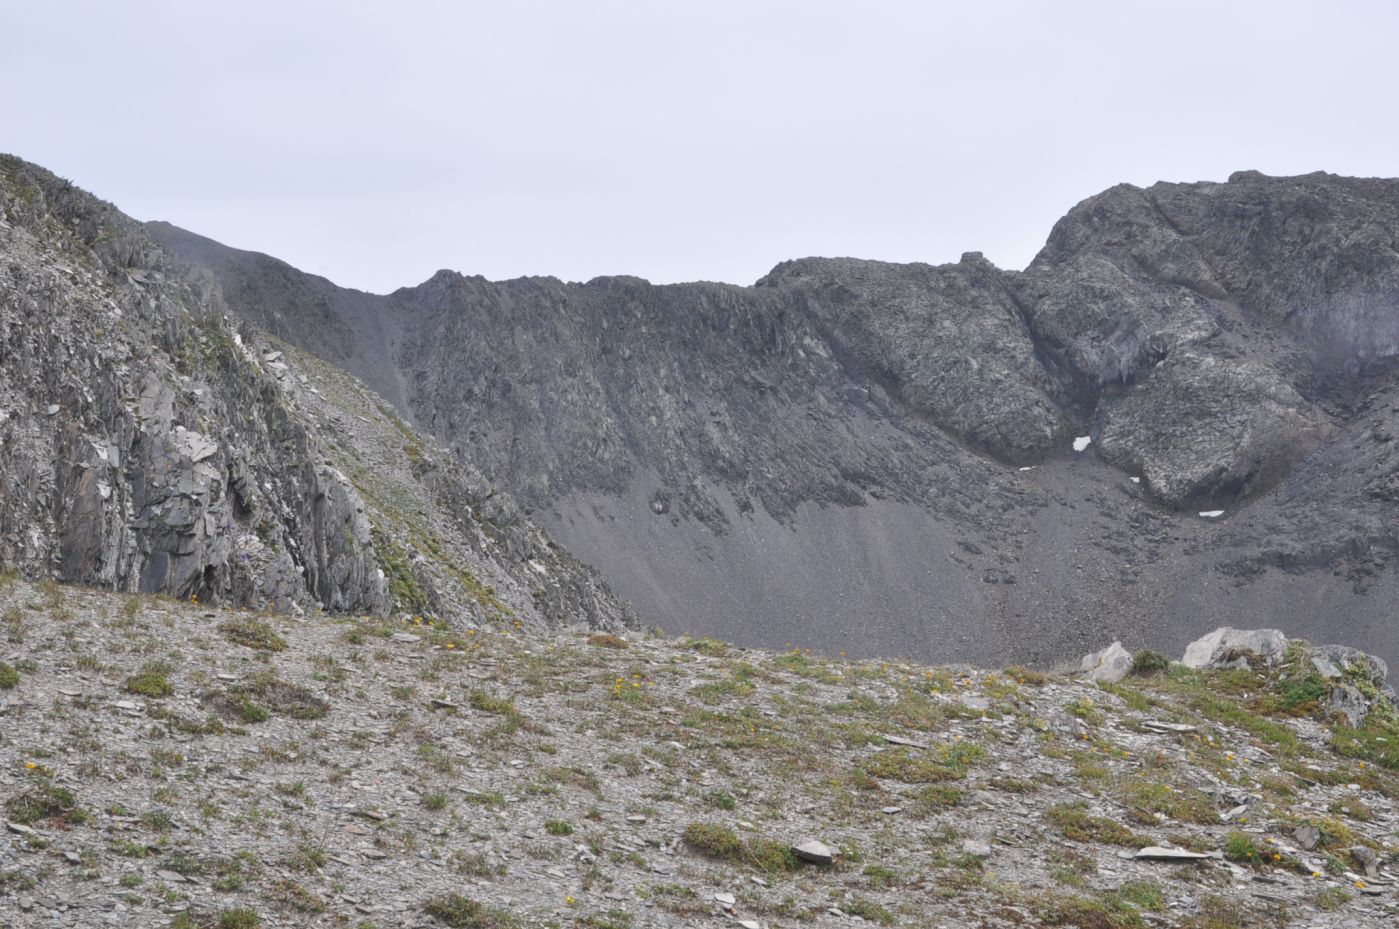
5;1;1399;293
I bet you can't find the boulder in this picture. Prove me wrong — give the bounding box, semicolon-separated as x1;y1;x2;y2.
1080;641;1133;684
1314;644;1397;725
1181;628;1287;670
1326;683;1370;727
791;840;835;865
1315;644;1390;689
960;839;993;859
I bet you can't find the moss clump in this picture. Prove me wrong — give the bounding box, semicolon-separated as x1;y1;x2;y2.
216;909;262;929
1130;650;1170;677
1037;893;1146;929
423;894;518;928
218;617;287;652
124;671;174;698
544;819;573;836
205;673;328;723
682;822;800;873
1121;780;1219;825
5;782;83;825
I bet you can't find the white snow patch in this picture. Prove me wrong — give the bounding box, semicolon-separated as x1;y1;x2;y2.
1072;436;1092;452
1018;466;1035;472
1198;510;1225;518
1129;476;1141;484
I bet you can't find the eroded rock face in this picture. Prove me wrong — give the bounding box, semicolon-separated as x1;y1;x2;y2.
0;155;633;630
1096;351;1331;507
761;254;1068;462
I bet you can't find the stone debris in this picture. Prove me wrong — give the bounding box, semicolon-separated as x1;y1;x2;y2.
0;582;1396;927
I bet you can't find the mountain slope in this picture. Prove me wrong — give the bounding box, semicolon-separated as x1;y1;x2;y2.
149;170;1399;668
0;155;631;631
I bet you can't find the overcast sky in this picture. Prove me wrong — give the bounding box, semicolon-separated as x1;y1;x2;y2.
6;1;1398;293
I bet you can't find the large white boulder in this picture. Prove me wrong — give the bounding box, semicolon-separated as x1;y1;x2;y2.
1181;627;1287;670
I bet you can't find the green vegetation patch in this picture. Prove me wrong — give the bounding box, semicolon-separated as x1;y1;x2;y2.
423;894;518;928
1045;802;1148;847
860;743;985;784
5;782;84;825
204;672;328;723
681;822;800;874
218;617;287;652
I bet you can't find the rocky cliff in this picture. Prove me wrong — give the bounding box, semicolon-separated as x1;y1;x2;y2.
146;169;1399;668
0;155;632;632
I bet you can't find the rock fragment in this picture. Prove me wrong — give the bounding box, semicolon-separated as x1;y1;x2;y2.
791;840;835;865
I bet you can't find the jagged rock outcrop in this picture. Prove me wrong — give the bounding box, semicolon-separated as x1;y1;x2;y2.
0;155;632;631
759;254;1068;462
1096;350;1331;507
136;167;1399;667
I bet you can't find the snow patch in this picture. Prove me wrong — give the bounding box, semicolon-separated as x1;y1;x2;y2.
1072;436;1092;452
1198;510;1225;519
1129;476;1141;484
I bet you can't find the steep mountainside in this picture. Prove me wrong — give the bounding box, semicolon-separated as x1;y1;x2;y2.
0;155;631;632
149;169;1399;668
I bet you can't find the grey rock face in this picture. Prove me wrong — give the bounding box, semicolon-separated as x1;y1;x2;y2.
144;167;1399;668
1096;351;1330;507
761;254;1068;461
0;155;631;631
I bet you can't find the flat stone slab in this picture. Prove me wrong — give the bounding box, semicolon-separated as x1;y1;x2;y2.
792;840;835;864
1134;846;1211;861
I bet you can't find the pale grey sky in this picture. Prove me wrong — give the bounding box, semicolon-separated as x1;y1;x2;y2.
7;1;1398;292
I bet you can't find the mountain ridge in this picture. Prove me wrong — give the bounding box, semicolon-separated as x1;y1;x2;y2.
144;167;1399;668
